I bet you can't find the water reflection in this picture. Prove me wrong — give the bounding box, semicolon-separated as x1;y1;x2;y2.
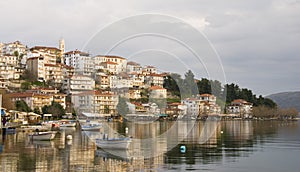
0;120;299;171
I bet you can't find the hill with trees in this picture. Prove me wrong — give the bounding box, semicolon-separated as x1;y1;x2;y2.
267;91;300;111
163;70;277;108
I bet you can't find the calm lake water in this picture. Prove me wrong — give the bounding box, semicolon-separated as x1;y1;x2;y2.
0;120;299;172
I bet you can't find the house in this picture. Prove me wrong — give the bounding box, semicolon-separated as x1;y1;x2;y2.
165;102;187;117
94;55;127;74
198;94;221;116
149;86;167;99
227;99;253;118
9;92;52;111
128;89;141;99
127;61;142;74
26;88;67;109
143;66;157;75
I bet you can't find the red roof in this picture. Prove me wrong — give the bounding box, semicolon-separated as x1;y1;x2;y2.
64;50;89;56
200;93;213;97
149;86;165;90
30;46;60;51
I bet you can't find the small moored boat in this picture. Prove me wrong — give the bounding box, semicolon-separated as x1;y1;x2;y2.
59;120;77;127
95;135;131;149
81;123;102;131
28;131;57;141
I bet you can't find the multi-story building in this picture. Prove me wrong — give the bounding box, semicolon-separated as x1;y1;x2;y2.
26;56;45;81
165;102;187;117
44;63;63;84
145;73;165;87
29;46;61;65
127;61;142;74
128;88;141;99
1;41;28;65
143;66;157;75
64;74;95;94
9;92;52;111
227;99;253;118
181;98;201;117
71;90;118;115
64;50;93;75
94;55;127;74
9;91;66;111
95;72;110;89
26;88;67;109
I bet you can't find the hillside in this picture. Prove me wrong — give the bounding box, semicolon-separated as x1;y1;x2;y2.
267;91;300;111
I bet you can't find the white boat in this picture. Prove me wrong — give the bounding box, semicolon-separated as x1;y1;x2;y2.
95;136;131;149
81;123;102;131
28;131;57;141
59;120;77;127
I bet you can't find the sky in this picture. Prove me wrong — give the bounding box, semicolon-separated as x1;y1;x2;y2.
0;0;299;96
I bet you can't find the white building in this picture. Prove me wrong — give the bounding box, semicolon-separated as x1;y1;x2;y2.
127;61;142;74
227;99;253;118
145;73;165;87
72;90;118;115
64;50;94;76
181;98;201;117
1;41;28;65
65;74;95;94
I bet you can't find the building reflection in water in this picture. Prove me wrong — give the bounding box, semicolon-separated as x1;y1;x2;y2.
0;120;297;171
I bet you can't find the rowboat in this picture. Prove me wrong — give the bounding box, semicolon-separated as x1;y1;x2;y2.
59;120;77;127
95;136;131;149
81;123;102;131
28;131;57;141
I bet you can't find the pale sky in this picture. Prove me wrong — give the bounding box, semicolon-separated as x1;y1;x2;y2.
1;0;299;96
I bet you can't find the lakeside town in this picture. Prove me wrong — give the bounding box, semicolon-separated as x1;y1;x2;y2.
0;40;298;127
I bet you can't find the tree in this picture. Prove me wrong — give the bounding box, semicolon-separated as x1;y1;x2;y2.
116;96;129;116
33;107;41;115
181;70;198;98
163;73;181;97
21;81;32;90
42;101;65;119
15;100;31;112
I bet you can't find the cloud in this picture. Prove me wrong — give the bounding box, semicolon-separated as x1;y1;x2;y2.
0;0;299;95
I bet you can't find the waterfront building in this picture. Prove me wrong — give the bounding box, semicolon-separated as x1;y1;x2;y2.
71;90;118;115
227;99;253;118
181;98;201;117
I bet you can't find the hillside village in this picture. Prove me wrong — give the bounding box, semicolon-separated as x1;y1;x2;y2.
0;39;255;123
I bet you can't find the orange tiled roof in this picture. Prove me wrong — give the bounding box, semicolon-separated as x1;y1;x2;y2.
149;86;165;90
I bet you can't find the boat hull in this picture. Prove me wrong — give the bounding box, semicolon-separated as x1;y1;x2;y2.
28;132;56;141
95;138;131;149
